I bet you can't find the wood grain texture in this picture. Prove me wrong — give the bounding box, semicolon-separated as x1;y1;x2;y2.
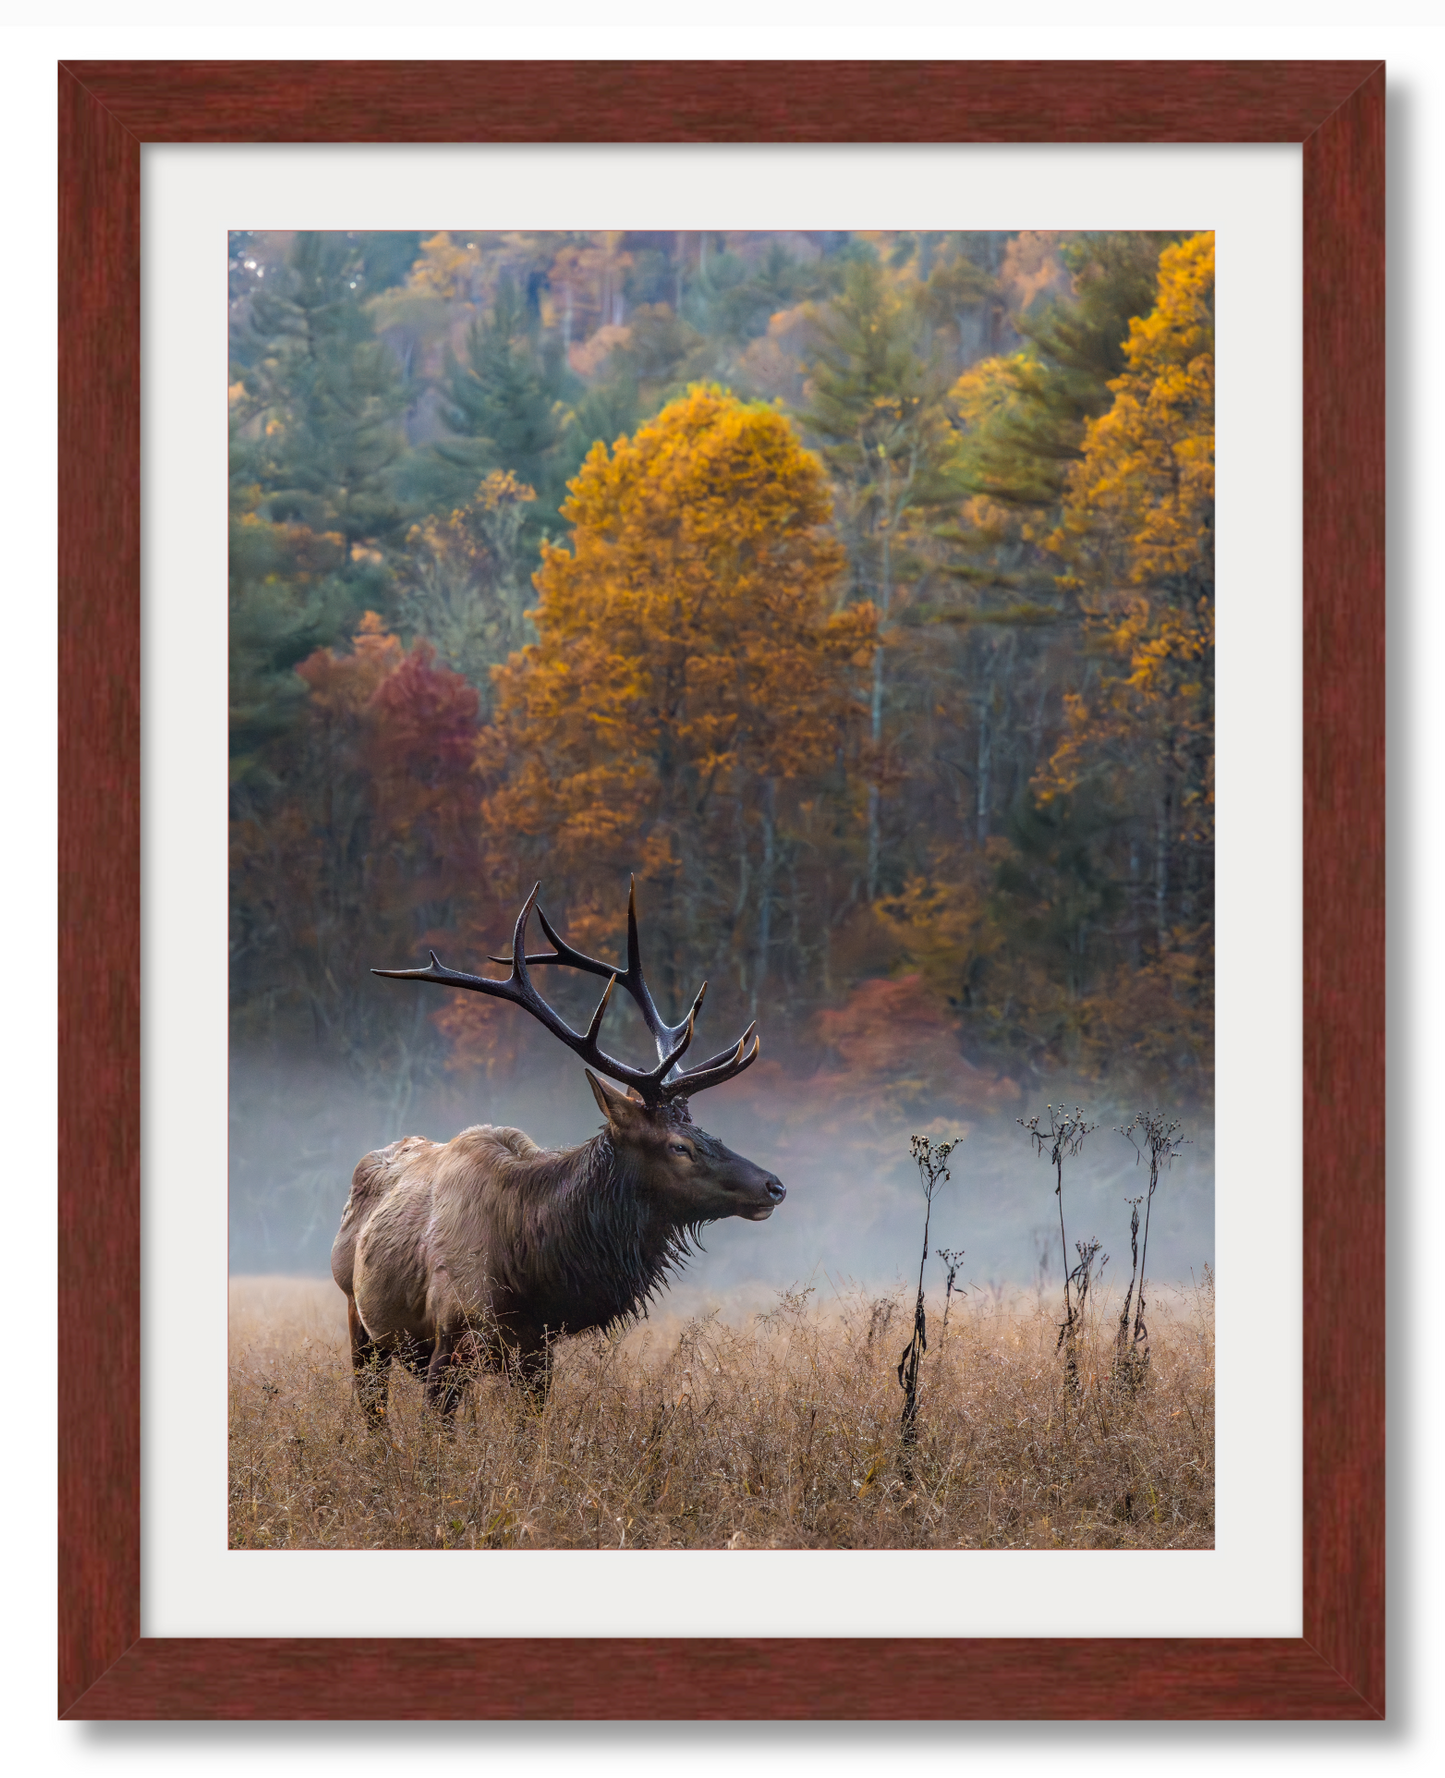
62;59;1377;144
57;64;142;1720
65;1637;1379;1721
56;56;1386;1722
1301;65;1387;1716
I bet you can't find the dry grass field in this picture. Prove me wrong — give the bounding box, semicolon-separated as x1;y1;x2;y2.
229;1269;1213;1551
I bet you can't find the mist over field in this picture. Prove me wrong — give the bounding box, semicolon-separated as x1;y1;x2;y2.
229;1046;1212;1306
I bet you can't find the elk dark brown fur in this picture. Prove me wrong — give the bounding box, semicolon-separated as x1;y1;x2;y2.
331;884;783;1420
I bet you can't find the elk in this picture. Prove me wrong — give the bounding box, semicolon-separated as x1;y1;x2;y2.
330;881;784;1420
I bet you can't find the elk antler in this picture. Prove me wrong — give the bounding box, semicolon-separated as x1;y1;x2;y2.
373;881;760;1106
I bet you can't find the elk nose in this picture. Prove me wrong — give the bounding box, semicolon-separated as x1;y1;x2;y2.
765;1175;786;1204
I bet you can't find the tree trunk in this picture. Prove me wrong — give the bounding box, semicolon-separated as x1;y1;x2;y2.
753;779;777;1017
788;863;802;1015
976;689;992;847
865;457;893;901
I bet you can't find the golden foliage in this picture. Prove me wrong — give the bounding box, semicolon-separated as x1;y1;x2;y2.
1056;231;1214;589
406;231;484;301
481;385;874;941
1040;233;1215;923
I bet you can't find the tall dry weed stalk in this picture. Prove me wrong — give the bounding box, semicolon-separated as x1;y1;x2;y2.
1116;1111;1187;1388
1069;1237;1106;1322
1020;1105;1097;1396
937;1247;967;1348
897;1134;958;1456
1115;1194;1145;1378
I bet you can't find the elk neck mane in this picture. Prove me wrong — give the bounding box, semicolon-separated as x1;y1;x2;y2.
504;1116;707;1332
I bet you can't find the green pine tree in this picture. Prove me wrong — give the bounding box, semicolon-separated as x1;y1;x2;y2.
799;259;957;607
229;231;411;784
431;273;571;553
953;231;1180;516
797;259;958;897
234;230;413;551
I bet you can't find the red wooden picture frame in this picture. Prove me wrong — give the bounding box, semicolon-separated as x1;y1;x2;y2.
57;59;1384;1720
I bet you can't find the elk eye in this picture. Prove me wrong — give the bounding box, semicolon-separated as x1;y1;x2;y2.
669;1142;691;1158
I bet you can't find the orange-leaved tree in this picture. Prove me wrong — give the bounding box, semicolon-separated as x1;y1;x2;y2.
471;385;876;1050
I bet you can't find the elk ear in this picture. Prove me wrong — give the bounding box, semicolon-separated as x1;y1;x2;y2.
585;1069;648;1131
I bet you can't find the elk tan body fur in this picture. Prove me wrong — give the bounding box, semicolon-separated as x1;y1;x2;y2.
336;1121;694;1357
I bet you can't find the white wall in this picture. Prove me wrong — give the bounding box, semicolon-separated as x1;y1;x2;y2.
3;9;1437;1775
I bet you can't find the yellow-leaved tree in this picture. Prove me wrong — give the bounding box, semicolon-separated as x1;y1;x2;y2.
869;234;1215;1094
446;385;877;1068
1041;230;1215;1075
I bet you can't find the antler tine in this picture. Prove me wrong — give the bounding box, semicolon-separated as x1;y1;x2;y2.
487;897;599;972
535;900;590;966
487;886;675;1035
674;1019;757;1082
626;876;643;980
507;883;543;989
584;973;618;1046
372;950;498;990
662;1029;762;1100
489;889;633;975
499;879;686;1070
620;875;680;1064
643;979;707;1087
506;888;637;1079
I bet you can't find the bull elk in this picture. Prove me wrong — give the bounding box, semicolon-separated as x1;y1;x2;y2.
330;881;783;1420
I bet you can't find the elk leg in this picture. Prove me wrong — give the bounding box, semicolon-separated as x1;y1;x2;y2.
347;1296;390;1428
395;1333;435;1380
424;1326;469;1418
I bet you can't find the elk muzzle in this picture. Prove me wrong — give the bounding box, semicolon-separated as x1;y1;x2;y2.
737;1167;786;1221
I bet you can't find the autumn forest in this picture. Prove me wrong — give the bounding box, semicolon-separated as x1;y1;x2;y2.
228;227;1214;1274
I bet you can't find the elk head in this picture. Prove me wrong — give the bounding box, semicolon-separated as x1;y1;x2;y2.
373;881;784;1225
583;1070;785;1226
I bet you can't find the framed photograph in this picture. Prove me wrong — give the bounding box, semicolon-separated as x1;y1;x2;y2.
59;59;1383;1719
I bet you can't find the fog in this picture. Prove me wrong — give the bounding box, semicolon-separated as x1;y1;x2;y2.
230;1048;1213;1315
